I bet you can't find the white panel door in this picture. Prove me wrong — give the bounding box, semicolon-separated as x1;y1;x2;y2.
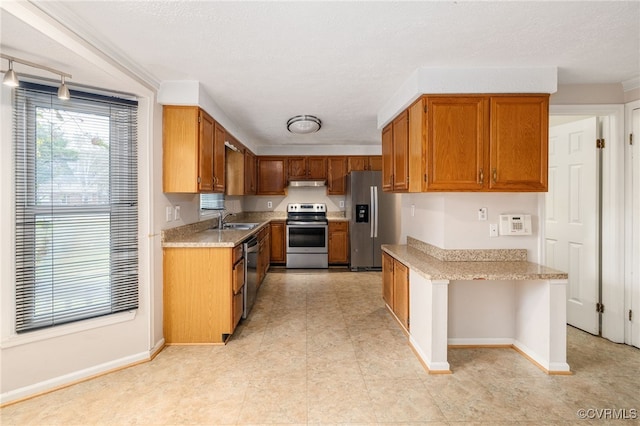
546;117;599;334
631;108;640;348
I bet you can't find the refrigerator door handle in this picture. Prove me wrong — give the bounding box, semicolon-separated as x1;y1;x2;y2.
370;186;375;238
373;186;379;238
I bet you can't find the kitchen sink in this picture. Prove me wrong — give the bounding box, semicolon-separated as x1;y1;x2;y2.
222;222;260;230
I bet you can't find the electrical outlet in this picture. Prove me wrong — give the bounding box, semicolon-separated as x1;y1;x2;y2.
339;200;344;208
165;206;173;222
267;201;273;209
489;223;498;237
478;207;487;221
174;205;181;221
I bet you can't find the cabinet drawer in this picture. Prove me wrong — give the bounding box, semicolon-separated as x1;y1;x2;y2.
330;221;348;232
233;289;243;327
233;258;245;294
233;244;243;264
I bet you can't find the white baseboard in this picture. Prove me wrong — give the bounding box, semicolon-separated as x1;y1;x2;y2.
0;346;161;406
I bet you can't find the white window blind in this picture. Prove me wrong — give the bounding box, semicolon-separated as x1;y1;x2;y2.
14;82;138;333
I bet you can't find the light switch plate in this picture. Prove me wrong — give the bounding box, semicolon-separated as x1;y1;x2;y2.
174;205;181;221
165;206;173;222
489;223;498;237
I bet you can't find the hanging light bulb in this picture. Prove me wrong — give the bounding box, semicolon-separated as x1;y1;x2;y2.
3;59;19;87
57;75;70;100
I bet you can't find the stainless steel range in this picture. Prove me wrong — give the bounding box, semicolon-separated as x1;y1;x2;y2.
286;203;328;269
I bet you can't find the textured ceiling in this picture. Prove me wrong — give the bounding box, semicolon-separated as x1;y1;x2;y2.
2;1;639;150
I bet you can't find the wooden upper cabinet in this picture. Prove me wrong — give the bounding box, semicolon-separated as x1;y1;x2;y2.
257;156;287;195
288;156;327;180
327;156;347;195
347;156;382;173
347;156;368;172
368;156;382;171
426;96;487;191
392;110;409;191
199;112;215;192
244;149;257;195
213;122;226;192
489;95;549;191
381;94;549;193
381;124;394;191
163;105;216;193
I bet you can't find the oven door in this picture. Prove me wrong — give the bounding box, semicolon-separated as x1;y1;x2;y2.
286;223;328;254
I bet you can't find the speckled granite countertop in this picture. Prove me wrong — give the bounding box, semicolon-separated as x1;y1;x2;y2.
382;238;567;281
161;210;349;248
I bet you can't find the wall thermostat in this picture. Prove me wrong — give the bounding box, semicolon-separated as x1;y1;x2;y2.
499;214;532;235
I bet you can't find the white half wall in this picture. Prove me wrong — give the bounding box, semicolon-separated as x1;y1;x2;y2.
401;192;541;262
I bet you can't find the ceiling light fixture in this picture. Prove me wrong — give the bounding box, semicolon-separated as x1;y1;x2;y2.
1;53;72;100
287;115;322;134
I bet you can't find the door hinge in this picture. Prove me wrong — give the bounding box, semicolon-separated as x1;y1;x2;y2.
630;309;633;321
198;115;201;123
596;138;605;149
596;302;605;313
424;104;427;114
424;173;427;182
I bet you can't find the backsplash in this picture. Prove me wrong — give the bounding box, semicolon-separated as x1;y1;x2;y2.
243;186;345;212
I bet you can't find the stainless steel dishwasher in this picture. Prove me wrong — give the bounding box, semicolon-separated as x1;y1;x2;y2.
243;235;259;319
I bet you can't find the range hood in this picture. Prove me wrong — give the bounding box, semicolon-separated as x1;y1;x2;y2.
288;180;326;188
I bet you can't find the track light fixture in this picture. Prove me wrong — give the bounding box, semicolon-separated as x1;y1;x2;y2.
2;60;19;87
1;53;72;100
57;76;70;100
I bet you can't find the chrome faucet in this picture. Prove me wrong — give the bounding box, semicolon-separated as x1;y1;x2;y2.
219;211;234;229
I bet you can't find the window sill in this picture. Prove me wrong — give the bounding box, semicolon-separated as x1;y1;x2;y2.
1;310;137;349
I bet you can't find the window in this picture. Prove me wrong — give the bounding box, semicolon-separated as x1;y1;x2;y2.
14;83;138;333
200;193;224;217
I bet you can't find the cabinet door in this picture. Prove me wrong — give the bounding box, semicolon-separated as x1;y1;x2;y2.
257;157;287;194
426;96;487;191
382;252;394;307
213;122;226;192
393;260;409;330
328;221;349;264
270;221;286;264
198;111;215;192
347;156;368;172
368;156;382;171
307;157;327;179
392;110;409;191
327;156;347;195
287;157;307;180
232;258;245;294
244;150;257;195
489;95;549;191
163;106;200;193
381;125;394;191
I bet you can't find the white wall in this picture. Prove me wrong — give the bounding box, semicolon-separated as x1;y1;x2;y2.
400;192;541;262
243;187;346;213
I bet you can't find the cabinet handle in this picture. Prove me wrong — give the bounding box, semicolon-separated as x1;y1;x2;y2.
478;169;484;184
492;169;497;183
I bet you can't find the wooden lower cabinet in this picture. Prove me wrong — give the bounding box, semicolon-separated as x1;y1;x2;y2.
164;245;244;344
382;251;409;331
270;220;286;265
257;226;270;286
328;221;349;264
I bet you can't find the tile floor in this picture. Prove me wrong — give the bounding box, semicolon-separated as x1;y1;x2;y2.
1;270;639;425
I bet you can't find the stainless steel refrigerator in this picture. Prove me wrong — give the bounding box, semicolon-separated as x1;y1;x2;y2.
346;170;401;270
